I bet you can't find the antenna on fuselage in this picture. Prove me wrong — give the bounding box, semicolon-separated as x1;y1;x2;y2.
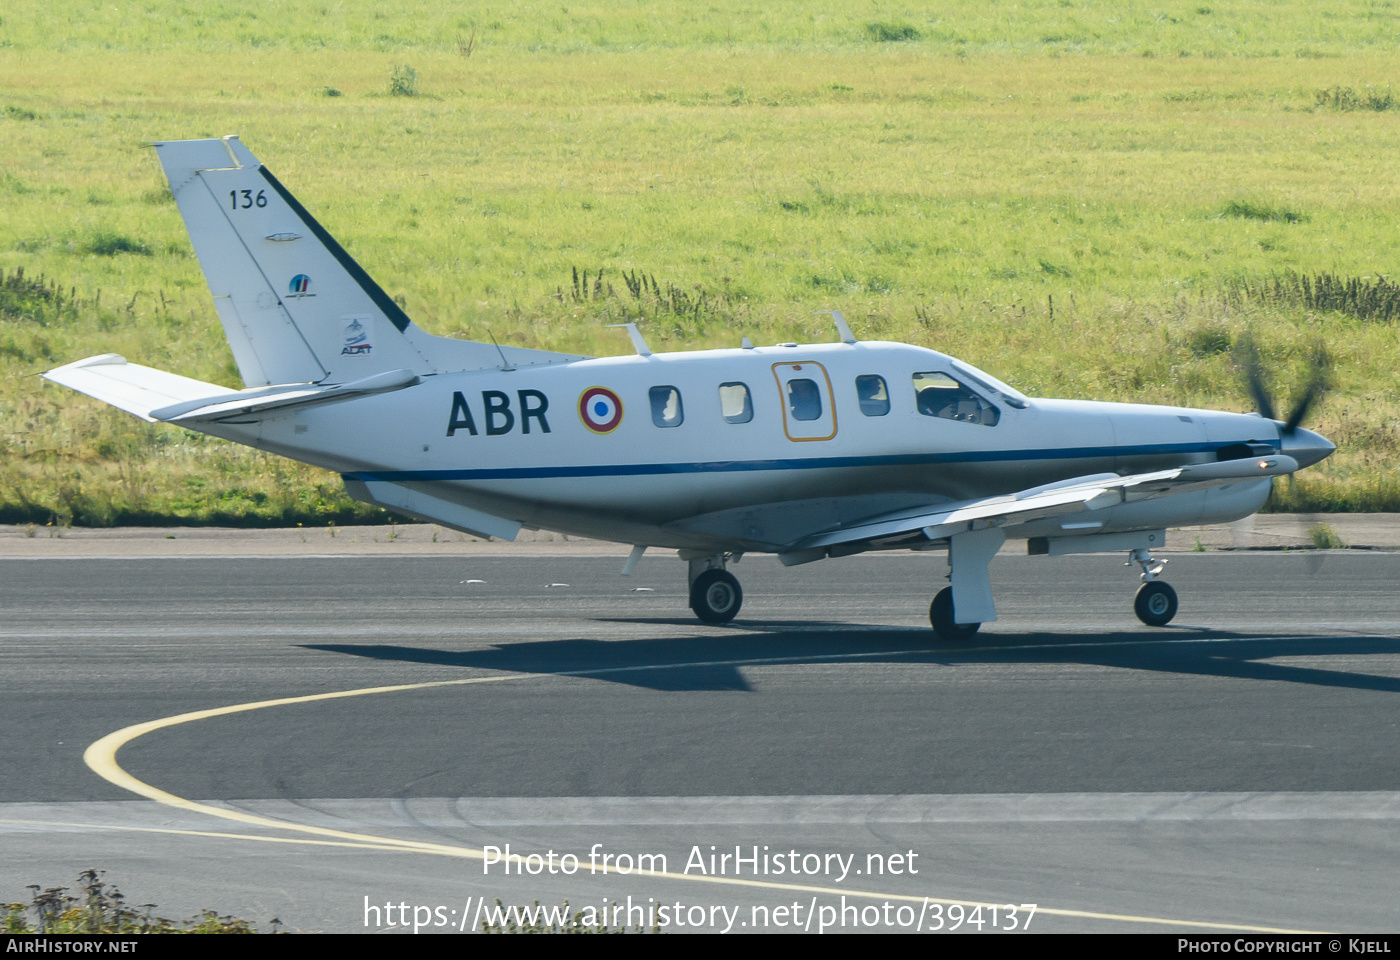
814;310;857;345
486;331;515;371
606;322;653;357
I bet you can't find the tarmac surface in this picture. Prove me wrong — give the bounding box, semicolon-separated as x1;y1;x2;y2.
0;511;1396;556
2;525;1398;934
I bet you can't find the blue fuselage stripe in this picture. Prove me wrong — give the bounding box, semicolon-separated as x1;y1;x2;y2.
344;441;1268;483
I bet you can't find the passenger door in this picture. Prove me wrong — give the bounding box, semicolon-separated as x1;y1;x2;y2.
771;361;837;441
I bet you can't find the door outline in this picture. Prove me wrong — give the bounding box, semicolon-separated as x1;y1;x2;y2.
771;361;838;442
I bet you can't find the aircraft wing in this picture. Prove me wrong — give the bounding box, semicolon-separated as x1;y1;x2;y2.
785;456;1297;557
44;355;418;423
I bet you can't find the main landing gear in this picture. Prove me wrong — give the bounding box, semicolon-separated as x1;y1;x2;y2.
1129;547;1177;626
926;526;1005;642
929;586;979;641
687;554;743;623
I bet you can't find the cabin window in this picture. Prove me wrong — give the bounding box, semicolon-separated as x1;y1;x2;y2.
786;378;823;422
649;385;684;427
855;375;889;416
719;382;753;424
912;371;999;426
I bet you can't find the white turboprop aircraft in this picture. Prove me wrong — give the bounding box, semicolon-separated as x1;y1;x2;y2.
44;137;1336;637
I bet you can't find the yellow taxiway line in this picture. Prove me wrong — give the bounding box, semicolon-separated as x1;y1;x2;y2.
82;652;1326;934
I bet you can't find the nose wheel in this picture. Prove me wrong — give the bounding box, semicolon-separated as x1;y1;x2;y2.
690;569;743;623
1128;548;1177;626
1134;581;1178;626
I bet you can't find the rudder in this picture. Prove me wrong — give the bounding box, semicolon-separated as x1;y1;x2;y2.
155;136;436;387
153;136;583;388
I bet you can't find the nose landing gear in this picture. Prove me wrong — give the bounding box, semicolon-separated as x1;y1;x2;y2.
1128;548;1177;626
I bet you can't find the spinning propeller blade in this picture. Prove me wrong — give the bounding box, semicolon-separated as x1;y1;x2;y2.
1282;345;1331;435
1234;333;1276;423
1234;334;1330;435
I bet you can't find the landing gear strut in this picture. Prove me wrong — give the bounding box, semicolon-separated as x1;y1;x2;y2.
687;554;743;623
925;526;1003;641
929;586;980;641
1128;548;1177;626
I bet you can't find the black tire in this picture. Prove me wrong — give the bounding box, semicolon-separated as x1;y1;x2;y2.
929;586;980;641
690;569;743;624
1134;581;1178;627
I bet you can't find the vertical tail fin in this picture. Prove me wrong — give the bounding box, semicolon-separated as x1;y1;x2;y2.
153;136;582;387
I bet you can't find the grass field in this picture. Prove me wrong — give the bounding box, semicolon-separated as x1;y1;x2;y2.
2;2;1399;524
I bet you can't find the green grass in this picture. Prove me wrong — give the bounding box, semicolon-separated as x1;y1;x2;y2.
5;870;264;933
1308;521;1350;549
2;1;1398;57
2;2;1400;523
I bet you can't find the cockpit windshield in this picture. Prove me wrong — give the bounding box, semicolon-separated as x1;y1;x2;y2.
949;360;1029;409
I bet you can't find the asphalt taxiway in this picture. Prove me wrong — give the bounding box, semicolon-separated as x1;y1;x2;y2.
2;545;1398;933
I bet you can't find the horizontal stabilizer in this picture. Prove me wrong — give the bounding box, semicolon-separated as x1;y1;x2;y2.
152;368;421;423
44;355;422;424
41;355;228;423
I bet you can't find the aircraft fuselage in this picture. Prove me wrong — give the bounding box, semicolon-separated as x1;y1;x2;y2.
203;340;1300;552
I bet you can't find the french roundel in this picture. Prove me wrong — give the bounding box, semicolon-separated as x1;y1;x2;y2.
578;387;624;434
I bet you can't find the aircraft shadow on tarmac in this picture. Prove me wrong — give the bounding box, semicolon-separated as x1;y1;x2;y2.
303;627;1400;694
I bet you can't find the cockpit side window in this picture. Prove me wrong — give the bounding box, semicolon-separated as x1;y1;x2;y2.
912;372;999;426
649;385;684;427
855;375;889;416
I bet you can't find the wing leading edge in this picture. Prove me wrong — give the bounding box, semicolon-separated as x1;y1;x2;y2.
780;457;1297;563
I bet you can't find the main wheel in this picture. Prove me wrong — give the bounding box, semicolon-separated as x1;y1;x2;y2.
690;569;743;624
929;586;980;641
1134;581;1178;627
